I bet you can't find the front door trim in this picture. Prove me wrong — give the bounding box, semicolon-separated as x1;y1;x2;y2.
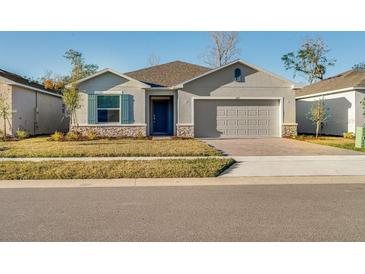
150;96;174;136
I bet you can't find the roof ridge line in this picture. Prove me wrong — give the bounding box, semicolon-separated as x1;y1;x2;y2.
125;60;210;74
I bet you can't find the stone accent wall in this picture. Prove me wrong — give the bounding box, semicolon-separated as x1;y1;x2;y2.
282;123;298;137
70;125;147;138
176;124;194;138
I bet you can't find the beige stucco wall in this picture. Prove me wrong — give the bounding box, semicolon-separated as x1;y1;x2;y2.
0;81;12;136
37;91;69;134
76;72;146;125
11;85;68;135
178;63;296;124
11;85;37;135
296;91;356;136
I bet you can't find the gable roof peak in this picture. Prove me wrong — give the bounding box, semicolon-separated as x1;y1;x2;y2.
75;67;149;87
175;58;294;87
125;60;210;87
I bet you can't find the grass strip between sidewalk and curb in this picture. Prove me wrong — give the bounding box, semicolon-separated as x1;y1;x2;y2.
0;158;235;180
0;137;221;158
294;135;365;153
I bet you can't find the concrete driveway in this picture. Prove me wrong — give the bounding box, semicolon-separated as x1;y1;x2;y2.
202;138;362;156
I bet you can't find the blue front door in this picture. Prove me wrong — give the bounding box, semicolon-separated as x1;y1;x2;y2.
151;97;173;135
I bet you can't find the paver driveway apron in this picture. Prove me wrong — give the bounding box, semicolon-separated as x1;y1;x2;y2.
202;138;365;177
202;138;362;156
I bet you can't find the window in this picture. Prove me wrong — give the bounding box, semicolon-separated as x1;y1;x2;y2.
97;95;120;123
234;68;243;82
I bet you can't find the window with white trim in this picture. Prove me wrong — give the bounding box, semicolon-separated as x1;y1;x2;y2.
97;95;120;123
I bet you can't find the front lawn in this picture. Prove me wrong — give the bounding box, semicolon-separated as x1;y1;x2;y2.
0;137;221;158
0;158;235;180
295;135;365;153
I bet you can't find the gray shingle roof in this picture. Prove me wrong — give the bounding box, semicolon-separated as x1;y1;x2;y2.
296;70;365;97
0;68;57;93
125;60;210;87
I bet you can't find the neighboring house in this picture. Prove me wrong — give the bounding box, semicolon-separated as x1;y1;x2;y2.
296;70;365;136
0;69;69;136
73;60;297;138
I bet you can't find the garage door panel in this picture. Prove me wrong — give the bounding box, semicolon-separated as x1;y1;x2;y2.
258;120;268;126
194;99;280;138
217;110;225;116
217;120;225;127
237;120;246;126
237;129;248;135
248;119;258;126
258;110;268;116
226;119;237;126
237;110;247;116
226;110;237;116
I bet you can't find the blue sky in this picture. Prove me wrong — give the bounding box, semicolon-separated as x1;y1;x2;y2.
0;31;364;84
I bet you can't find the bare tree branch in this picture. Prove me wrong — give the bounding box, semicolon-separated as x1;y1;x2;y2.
147;54;160;67
200;32;241;68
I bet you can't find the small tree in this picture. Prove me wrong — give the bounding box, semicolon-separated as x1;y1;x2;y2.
306;98;330;138
0;93;12;141
62;49;98;128
63;49;99;85
282;38;336;84
201;31;241;68
62;83;81;127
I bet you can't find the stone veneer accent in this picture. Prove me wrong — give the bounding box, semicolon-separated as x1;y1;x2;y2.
281;123;298;137
176;124;194;138
70;125;147;138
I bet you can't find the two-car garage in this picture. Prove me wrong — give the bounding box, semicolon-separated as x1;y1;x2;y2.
193;98;281;138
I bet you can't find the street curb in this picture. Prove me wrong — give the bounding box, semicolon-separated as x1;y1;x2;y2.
0;176;365;189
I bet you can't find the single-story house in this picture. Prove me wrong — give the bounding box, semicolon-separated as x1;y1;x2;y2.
72;60;297;138
296;70;365;136
0;69;69;136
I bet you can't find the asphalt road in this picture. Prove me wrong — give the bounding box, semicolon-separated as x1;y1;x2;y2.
1;183;365;241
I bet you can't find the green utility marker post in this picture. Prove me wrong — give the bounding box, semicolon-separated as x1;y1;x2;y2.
355;127;365;148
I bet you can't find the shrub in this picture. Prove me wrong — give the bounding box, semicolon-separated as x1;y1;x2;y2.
50;131;65;141
65;131;80;141
343;132;354;139
84;130;97;140
16;129;29;140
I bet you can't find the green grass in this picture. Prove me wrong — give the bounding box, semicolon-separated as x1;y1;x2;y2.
295;135;365;153
0;137;221;158
0;158;235;180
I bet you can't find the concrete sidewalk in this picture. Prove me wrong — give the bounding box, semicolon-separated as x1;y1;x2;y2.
1;176;365;188
2;155;365;178
222;155;365;177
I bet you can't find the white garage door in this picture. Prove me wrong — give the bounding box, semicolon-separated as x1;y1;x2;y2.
194;99;280;138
